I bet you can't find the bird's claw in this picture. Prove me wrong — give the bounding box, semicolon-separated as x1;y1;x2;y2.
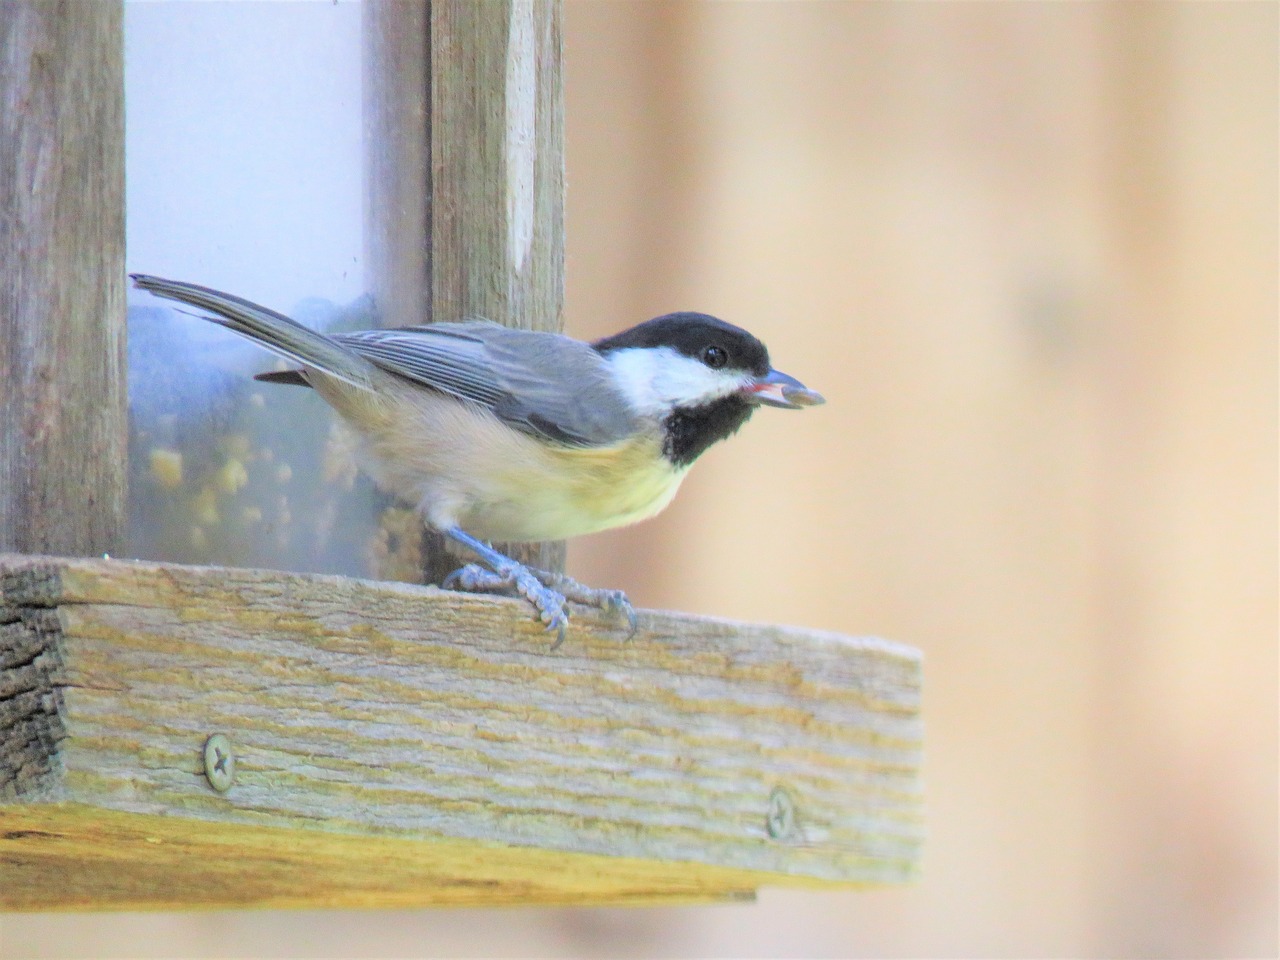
528;570;637;639
443;561;571;648
515;571;570;649
546;614;569;650
600;589;639;639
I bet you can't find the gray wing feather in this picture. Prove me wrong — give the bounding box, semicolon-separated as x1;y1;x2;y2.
333;322;637;447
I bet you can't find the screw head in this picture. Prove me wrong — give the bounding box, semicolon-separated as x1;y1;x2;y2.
203;733;236;792
766;786;796;840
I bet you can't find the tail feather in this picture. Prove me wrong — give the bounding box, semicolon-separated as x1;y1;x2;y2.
129;274;375;392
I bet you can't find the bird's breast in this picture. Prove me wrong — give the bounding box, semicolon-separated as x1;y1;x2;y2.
463;430;689;543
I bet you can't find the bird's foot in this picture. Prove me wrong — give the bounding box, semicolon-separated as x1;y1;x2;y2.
440;527;634;648
443;561;571;648
523;568;638;639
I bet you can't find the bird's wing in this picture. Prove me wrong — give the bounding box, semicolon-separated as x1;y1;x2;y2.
333;322;638;447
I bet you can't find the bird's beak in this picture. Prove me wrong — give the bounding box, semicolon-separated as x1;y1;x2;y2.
744;369;825;409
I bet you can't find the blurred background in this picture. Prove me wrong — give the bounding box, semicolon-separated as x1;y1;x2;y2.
4;1;1274;957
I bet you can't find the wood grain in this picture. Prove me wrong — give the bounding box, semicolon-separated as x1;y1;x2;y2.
431;0;565;332
0;553;922;909
363;0;431;334
0;803;763;911
0;3;127;557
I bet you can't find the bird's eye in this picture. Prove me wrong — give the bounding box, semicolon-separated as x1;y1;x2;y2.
702;345;728;369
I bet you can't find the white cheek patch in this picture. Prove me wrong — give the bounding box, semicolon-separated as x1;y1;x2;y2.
606;347;752;417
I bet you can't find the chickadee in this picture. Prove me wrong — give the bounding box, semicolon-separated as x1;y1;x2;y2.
130;275;824;645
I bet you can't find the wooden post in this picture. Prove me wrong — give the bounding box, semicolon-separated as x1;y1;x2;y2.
365;0;565;584
0;3;127;557
364;0;431;335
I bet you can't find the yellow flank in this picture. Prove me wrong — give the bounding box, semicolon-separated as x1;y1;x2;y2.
542;434;686;532
447;418;684;543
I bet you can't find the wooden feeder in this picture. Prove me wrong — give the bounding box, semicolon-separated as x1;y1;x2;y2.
0;1;922;910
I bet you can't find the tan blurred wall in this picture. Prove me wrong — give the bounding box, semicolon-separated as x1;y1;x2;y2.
563;2;1276;956
5;2;1274;958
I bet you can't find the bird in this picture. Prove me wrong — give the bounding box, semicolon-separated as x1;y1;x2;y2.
130;275;824;646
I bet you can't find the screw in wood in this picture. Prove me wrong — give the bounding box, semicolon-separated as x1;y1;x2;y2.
203;733;236;793
766;786;796;839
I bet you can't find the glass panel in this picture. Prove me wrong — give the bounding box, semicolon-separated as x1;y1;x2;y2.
122;1;402;577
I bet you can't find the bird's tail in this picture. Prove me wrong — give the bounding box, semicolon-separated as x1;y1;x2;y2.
129;274;376;392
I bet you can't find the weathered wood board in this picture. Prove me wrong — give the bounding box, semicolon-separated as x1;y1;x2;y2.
0;554;922;910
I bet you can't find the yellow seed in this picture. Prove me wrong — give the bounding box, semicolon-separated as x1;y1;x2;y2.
241;506;263;524
189;525;207;550
215;458;249;495
148;448;184;490
192;487;219;526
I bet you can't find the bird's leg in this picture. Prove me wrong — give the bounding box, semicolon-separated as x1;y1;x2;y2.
519;568;638;639
440;528;570;647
